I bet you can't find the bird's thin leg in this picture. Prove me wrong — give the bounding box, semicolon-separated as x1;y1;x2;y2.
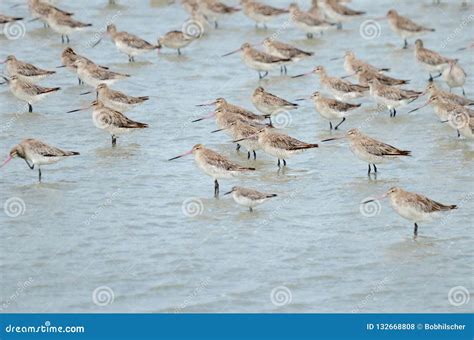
249;207;253;212
283;159;287;166
403;39;408;49
253;150;256;160
214;179;219;198
393;109;397;117
247;151;250;159
277;159;281;167
66;35;70;43
306;33;313;39
178;49;181;55
214;21;218;29
236;143;241;152
329;121;333;130
457;130;460;138
284;65;287;75
28;103;33;112
61;35;64;44
38;168;42;183
373;164;377;173
78;77;82;85
280;66;283;75
414;223;418;237
462;88;466;96
259;72;262;79
24;159;34;170
429;73;433;82
368;164;371;175
334;117;346;130
112;135;117;146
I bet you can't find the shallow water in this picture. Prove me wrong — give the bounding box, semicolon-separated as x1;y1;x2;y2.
0;0;473;313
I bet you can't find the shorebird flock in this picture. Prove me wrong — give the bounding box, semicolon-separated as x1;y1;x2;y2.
1;0;471;237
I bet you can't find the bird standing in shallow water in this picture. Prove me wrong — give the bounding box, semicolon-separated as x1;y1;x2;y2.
2;55;55;83
363;187;457;237
168;144;255;198
321;128;411;175
385;9;435;49
1;139;79;183
225;186;277;212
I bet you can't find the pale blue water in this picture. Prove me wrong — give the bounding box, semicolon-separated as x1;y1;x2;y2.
0;0;473;313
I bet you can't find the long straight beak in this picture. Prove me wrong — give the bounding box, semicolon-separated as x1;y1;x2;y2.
80;91;93;96
28;17;40;23
361;193;387;204
56;65;66;68
196;101;217;107
223;190;233;195
168;149;193;161
232;132;258;143
91;36;103;48
221;48;241;57
0;75;10;83
329;56;343;61
320;136;346;142
67;104;91;113
341;73;355;79
191;112;215;122
407;101;430;114
291;71;313;79
294;96;310;101
0;155;13;168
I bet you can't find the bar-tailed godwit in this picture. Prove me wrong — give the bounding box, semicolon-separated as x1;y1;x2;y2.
1;75;60;112
367;78;421;117
447;110;474;139
241;0;288;29
92;83;149;112
288;3;335;39
310;91;360;130
157;30;194;55
442;60;466;95
60;47;109;84
252;87;298;117
1;138;79;182
262;38;313;74
415;39;455;81
234;128;319;167
353;65;409;87
222;43;291;79
337;51;390;75
168;144;255;197
363;187;457;236
196;98;270;123
2;55;55;83
224;186;277;212
386;9;435;49
46;9;92;43
322;128;411;175
293;66;368;101
103;24;158;62
408;94;473;122
199;0;240;29
319;0;365;29
424;82;473;107
67;100;148;146
74;59;130;88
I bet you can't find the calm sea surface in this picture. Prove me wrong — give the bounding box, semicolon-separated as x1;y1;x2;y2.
0;0;473;312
